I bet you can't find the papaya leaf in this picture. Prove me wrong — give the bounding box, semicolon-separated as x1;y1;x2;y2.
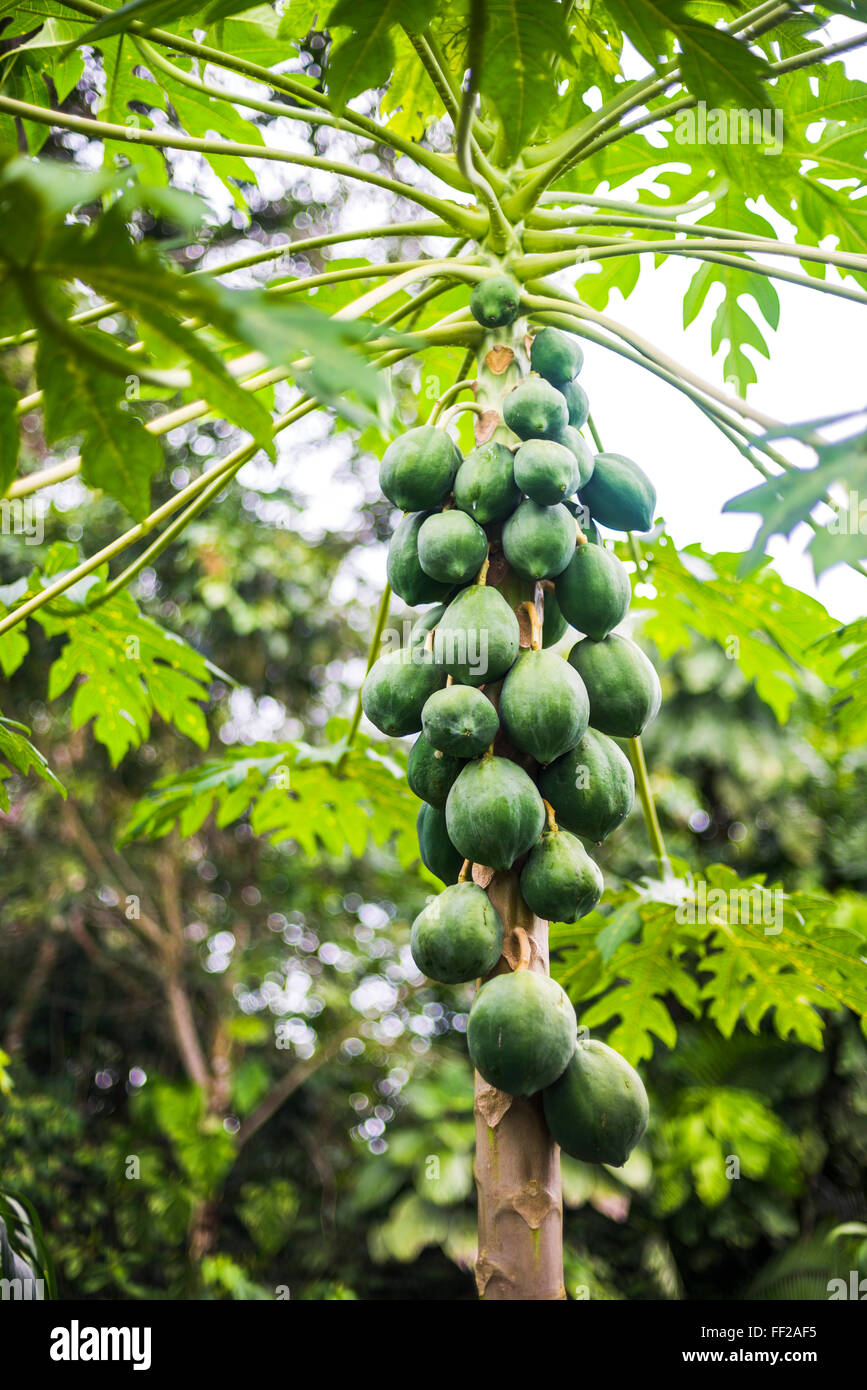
602;0;771;107
57;0;201;48
118;725;421;869
0;4;86;151
552;867;867;1065
480;0;574;159
34;581;211;765
0;715;66;811
723;429;867;575
575;245;641;312
809;617;867;741
628;538;840;723
381;32;443;141
36;333;165;521
323;0;430;109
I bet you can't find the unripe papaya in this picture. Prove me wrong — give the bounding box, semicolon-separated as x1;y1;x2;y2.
417;803;463;884
421;684;499;758
387;513;454;606
446;756;545;871
581;452;656;532
530;327;584;385
499;649;589;765
502;499;576;579
568;634;661;738
468;971;577;1095
557;426;595;488
433;584;520;687
542;589;569;648
469;275;521;328
562;379;590;429
453;441;520;525
514;438;581;505
407;731;463;809
503;378;569;441
380;426;461;511
416;510;487;586
543;1039;649;1167
361;646;446;737
538;729;635;843
520;828;603;923
555;541;631;640
411;881;504;984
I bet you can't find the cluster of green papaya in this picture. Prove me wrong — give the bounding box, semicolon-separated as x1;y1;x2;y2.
360;278;656;1164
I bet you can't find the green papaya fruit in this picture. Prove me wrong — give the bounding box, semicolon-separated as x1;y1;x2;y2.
468;971;577;1096
417;803;463;884
387;513;455;606
380;426;461;512
453;441;520;525
407;732;463;809
542;1039;649;1166
530;327;584;385
568;634;661;738
469;275;521;328
555;540;631;641
433;584;520;687
410;881;504;984
538;729;635;843
520;828;603;923
502;499;576;580
561;379;590;429
581;452;656;532
557;425;595;488
514;439;581;505
499;649;589;765
503;378;569;441
410;603;448;646
445;756;545;871
542;589;569;648
421;684;499;758
361;646;446;737
417;509;488;586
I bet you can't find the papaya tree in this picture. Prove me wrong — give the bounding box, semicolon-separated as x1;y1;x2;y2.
1;0;867;1303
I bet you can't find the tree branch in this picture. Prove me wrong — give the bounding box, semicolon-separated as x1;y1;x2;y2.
132;36;471;193
0;94;484;235
56;0;467;186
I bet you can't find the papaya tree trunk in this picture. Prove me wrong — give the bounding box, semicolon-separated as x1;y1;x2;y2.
473;871;565;1300
470;320;566;1301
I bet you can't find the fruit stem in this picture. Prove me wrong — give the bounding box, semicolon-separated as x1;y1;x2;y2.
338;583;392;770
458;859;472;883
439;401;485;430
628;736;672;880
516;599;542;651
586;411;604;453
542;799;558;833
429;377;477;424
475;549;491;586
